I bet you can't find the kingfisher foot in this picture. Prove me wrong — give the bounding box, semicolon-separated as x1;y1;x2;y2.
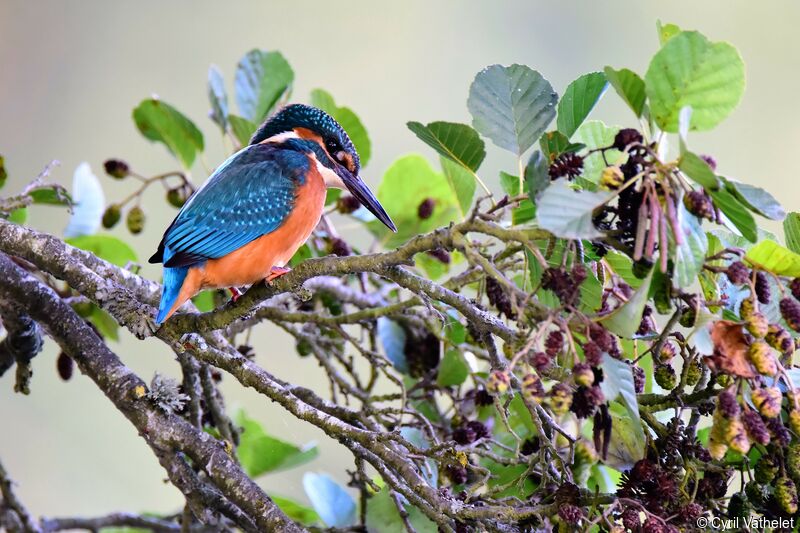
228;287;243;302
265;266;291;285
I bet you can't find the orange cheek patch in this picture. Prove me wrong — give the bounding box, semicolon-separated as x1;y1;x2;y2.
341;152;356;173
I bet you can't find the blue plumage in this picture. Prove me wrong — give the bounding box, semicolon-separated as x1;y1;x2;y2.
151;142;312;323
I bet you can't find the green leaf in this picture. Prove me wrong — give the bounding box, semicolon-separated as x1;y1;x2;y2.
437;349;469;387
468;64;558;155
208;65;229;130
657;21;682;45
29;186;71;205
673;202;708;288
235;50;294;123
556;72;608;138
605;402;646;471
289;242;314;267
0;155;6;189
539;130;584;163
572;121;621;186
191;290;216;312
365;486;437;533
512;199;535;225
745;240;800;277
599;268;654;338
499;171;519;196
600;353;640;428
407;121;485;172
709;187;757;242
377;317;408;374
8;208;26;224
535;178;611;239
88;305;119;342
645;31;745;132
440;157;476;216
66;235;137;267
678;151;719;189
236;411;318;477
64;162;105;238
272;495;320;526
325;188;342;207
603;251;643;289
785;213;800;253
444;313;466;345
525;150;549;201
302;473;356;528
368;155;461;247
228;114;257;146
603;67;646;118
725;179;785;220
311;89;372;167
133;98;204;169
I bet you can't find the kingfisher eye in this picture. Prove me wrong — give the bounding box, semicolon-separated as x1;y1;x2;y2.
326;138;340;152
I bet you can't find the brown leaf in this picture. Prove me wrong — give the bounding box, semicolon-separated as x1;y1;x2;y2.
705;320;757;378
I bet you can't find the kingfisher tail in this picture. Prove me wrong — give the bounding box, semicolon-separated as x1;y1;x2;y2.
156;265;189;324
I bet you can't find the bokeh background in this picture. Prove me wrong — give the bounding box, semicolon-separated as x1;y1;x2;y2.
2;0;799;522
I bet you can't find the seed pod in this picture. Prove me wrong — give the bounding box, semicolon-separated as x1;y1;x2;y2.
745;481;770;507
417;198;435;219
296;339;312;357
766;324;795;355
549;383;572;415
657;341;676;362
572;363;594;387
791;278;800;301
600;166;625;189
685;360;702;386
521;373;544;403
612;128;643;151
486;369;510;394
748;340;777;376
745;313;768;338
654;364;677;390
781;297;800;332
775;477;798;514
739;298;755;320
754;455;778;484
725;261;750;286
683;190;714;220
751;387;782;418
336;194;360;214
166;187;189;208
741;410;770;446
700;154;717;171
548;152;584;180
754;271;771;304
790;410;800;435
726;492;750;520
102;204;122;229
56;351;74;381
725;417;751;454
103;159;130;179
126;206;145;234
718;389;740;419
788;442;800;480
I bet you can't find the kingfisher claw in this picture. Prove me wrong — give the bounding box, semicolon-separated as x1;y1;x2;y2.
265;266;291;285
228;287;243;302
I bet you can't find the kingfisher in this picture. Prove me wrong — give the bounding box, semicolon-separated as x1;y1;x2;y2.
149;104;396;324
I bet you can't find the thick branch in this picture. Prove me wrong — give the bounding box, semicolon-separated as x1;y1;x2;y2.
0;253;303;533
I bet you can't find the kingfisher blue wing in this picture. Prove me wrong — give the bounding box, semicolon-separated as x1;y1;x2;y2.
149;142;310;268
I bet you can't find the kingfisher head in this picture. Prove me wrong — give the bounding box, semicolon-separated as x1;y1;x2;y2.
250;104;396;232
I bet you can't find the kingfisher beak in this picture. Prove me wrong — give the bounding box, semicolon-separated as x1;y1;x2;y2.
337;167;397;232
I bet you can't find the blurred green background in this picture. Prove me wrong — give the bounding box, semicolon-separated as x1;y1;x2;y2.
1;0;799;521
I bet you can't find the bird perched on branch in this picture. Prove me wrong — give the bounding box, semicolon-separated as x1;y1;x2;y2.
149;104;396;324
